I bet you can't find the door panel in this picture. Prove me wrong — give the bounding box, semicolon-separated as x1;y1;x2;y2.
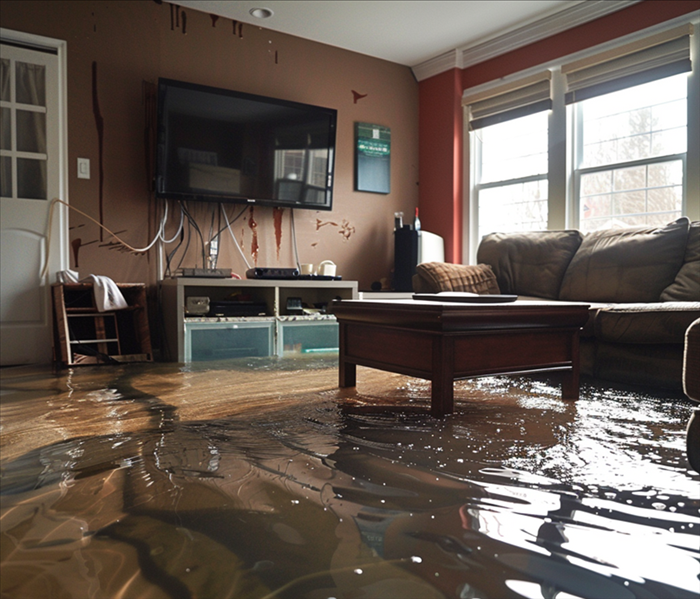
0;37;66;365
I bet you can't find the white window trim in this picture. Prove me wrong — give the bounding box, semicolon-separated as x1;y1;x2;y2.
464;15;700;264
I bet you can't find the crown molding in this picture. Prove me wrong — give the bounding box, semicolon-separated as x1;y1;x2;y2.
412;0;641;82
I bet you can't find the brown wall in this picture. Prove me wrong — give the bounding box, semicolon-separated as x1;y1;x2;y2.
2;0;419;290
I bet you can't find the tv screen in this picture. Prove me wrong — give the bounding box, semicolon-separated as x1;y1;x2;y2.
155;78;337;211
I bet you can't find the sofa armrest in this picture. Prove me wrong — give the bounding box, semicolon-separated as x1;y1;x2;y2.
684;318;700;402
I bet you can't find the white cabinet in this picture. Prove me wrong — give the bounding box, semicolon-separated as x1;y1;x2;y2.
160;277;358;362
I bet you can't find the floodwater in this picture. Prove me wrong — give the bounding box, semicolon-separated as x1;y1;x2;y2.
1;358;698;599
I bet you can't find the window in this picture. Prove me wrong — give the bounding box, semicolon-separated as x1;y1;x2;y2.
473;110;549;241
574;73;687;232
465;23;697;259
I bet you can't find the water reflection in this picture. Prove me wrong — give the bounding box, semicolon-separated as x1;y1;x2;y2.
1;362;698;598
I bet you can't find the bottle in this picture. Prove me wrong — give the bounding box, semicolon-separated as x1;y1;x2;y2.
413;207;421;231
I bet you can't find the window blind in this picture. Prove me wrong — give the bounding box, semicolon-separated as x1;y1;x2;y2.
463;71;552;130
562;24;693;104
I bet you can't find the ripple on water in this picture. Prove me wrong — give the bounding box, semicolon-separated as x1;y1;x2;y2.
1;367;698;598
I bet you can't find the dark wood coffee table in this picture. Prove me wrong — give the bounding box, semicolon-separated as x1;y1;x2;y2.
329;299;590;417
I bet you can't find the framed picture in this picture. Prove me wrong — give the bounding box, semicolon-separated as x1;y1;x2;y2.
355;122;390;194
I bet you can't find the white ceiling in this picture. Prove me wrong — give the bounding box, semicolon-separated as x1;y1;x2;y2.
169;0;592;68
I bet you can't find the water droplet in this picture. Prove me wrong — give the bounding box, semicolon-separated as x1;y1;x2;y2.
411;556;422;563
354;568;363;575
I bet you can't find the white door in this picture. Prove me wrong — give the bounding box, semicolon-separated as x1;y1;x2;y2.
1;33;67;365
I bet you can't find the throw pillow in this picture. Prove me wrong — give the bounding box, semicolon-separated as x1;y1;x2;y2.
559;217;690;303
660;220;700;301
412;263;500;294
476;230;583;299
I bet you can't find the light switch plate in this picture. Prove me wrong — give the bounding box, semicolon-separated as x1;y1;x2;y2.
77;158;90;179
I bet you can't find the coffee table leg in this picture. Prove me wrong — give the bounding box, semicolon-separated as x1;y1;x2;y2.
431;336;454;418
338;323;356;388
339;359;356;388
562;331;580;400
562;366;580;400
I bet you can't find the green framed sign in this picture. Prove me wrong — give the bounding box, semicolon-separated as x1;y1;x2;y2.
355;122;390;194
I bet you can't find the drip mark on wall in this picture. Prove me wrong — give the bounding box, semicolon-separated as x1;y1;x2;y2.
72;239;82;268
70;236;97;268
352;91;368;104
92;61;105;241
338;219;356;240
211;15;219;27
275;51;278;64
316;219;338;230
170;5;186;34
316;218;355;240
273;207;284;260
249;207;259;263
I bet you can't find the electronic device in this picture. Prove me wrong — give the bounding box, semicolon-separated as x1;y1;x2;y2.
180;268;232;278
393;229;445;291
207;300;268;317
246;267;300;279
155;78;337;211
186;296;210;315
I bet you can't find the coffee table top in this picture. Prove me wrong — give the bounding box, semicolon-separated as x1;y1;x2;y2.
329;298;590;331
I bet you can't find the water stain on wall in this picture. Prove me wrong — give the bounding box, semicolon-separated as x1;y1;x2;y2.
315;218;356;241
71;239;81;268
352;91;368;104
91;62;104;242
315;219;338;231
338;220;356;241
273;207;284;261
248;208;259;263
210;15;219;27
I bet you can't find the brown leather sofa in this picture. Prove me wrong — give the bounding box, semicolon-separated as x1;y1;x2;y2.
414;217;700;391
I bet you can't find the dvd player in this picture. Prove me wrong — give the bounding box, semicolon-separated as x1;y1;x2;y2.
246;267;300;279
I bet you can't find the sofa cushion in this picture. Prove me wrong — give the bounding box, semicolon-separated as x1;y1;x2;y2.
476;230;583;299
412;262;500;294
559;217;690;303
660;220;700;301
593;302;700;344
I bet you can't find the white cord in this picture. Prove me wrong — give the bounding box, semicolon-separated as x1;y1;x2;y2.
42;198;184;278
222;204;252;270
160;201;185;244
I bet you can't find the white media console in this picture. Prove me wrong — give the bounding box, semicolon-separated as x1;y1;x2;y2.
160;277;358;362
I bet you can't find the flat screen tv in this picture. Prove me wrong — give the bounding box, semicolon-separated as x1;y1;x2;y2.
155;78;337;210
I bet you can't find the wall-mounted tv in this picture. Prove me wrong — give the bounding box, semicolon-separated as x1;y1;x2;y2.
155;78;337;211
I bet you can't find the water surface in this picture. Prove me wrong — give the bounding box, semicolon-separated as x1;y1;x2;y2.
1;360;698;598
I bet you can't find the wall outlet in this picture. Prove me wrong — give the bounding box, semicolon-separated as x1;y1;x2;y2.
77;158;90;179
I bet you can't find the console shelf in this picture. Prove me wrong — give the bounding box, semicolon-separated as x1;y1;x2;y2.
160;277;358;362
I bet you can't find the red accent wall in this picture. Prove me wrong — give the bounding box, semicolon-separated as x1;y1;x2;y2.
418;68;463;263
419;0;700;263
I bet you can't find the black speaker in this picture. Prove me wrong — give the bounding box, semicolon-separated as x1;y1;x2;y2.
393;226;419;291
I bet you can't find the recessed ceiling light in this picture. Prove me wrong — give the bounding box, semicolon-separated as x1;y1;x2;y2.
249;7;273;19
